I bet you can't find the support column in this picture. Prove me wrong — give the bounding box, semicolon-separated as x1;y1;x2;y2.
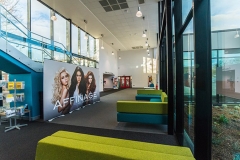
166;0;174;135
50;10;54;59
193;0;212;159
0;71;2;107
27;0;32;59
174;0;184;144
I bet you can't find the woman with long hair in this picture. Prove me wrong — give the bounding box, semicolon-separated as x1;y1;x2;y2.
85;71;96;104
69;66;86;110
51;68;71;114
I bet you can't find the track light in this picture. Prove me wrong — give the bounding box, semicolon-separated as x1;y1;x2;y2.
51;12;57;21
136;6;142;17
235;31;239;38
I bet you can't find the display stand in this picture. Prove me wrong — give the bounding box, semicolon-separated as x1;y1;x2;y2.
4;79;27;132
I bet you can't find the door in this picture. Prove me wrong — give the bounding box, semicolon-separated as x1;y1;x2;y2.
119;76;131;88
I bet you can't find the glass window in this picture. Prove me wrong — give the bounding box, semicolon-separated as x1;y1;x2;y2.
183;18;195;147
31;0;51;61
153;59;157;73
182;0;192;24
54;13;67;62
71;24;78;54
80;30;87;56
211;0;240;159
143;57;146;73
94;39;99;62
147;58;152;73
89;36;94;59
31;0;50;39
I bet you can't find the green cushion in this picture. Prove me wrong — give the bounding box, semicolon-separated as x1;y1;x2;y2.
117;101;168;114
137;89;162;95
161;92;168;102
36;135;194;160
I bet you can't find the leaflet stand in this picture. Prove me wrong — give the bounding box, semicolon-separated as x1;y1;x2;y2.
5;79;27;132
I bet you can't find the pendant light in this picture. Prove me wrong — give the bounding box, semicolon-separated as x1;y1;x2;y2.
112;51;114;55
51;12;57;21
145;38;148;46
51;2;57;21
136;6;142;17
142;30;146;37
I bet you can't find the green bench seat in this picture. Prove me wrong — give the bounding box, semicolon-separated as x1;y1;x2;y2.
35;131;195;160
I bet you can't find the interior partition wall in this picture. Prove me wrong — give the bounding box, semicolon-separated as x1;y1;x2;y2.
159;0;212;159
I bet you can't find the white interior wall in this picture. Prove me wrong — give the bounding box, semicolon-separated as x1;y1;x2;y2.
118;49;157;88
98;40;118;92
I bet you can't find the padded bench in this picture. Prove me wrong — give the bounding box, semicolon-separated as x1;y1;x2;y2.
35;130;195;160
117;91;168;125
117;101;168;124
135;89;162;101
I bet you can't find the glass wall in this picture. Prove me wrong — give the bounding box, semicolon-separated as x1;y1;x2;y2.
31;0;51;61
80;30;87;57
183;19;195;146
71;24;78;54
182;0;192;24
211;0;240;159
1;0;98;66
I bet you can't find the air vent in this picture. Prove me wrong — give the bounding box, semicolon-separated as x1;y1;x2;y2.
99;0;129;12
138;0;145;4
132;46;143;49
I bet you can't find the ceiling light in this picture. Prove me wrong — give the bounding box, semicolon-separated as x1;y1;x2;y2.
119;56;121;59
136;66;139;68
136;7;142;17
235;31;239;38
112;51;114;55
147;52;150;56
147;48;149;52
51;12;57;21
145;41;148;46
142;31;146;37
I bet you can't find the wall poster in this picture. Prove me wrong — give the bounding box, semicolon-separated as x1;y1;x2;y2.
43;59;100;121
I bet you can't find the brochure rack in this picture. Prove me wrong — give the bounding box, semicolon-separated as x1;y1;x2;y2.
4;79;27;132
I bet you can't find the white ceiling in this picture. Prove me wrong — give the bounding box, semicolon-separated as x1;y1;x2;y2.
40;0;159;51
